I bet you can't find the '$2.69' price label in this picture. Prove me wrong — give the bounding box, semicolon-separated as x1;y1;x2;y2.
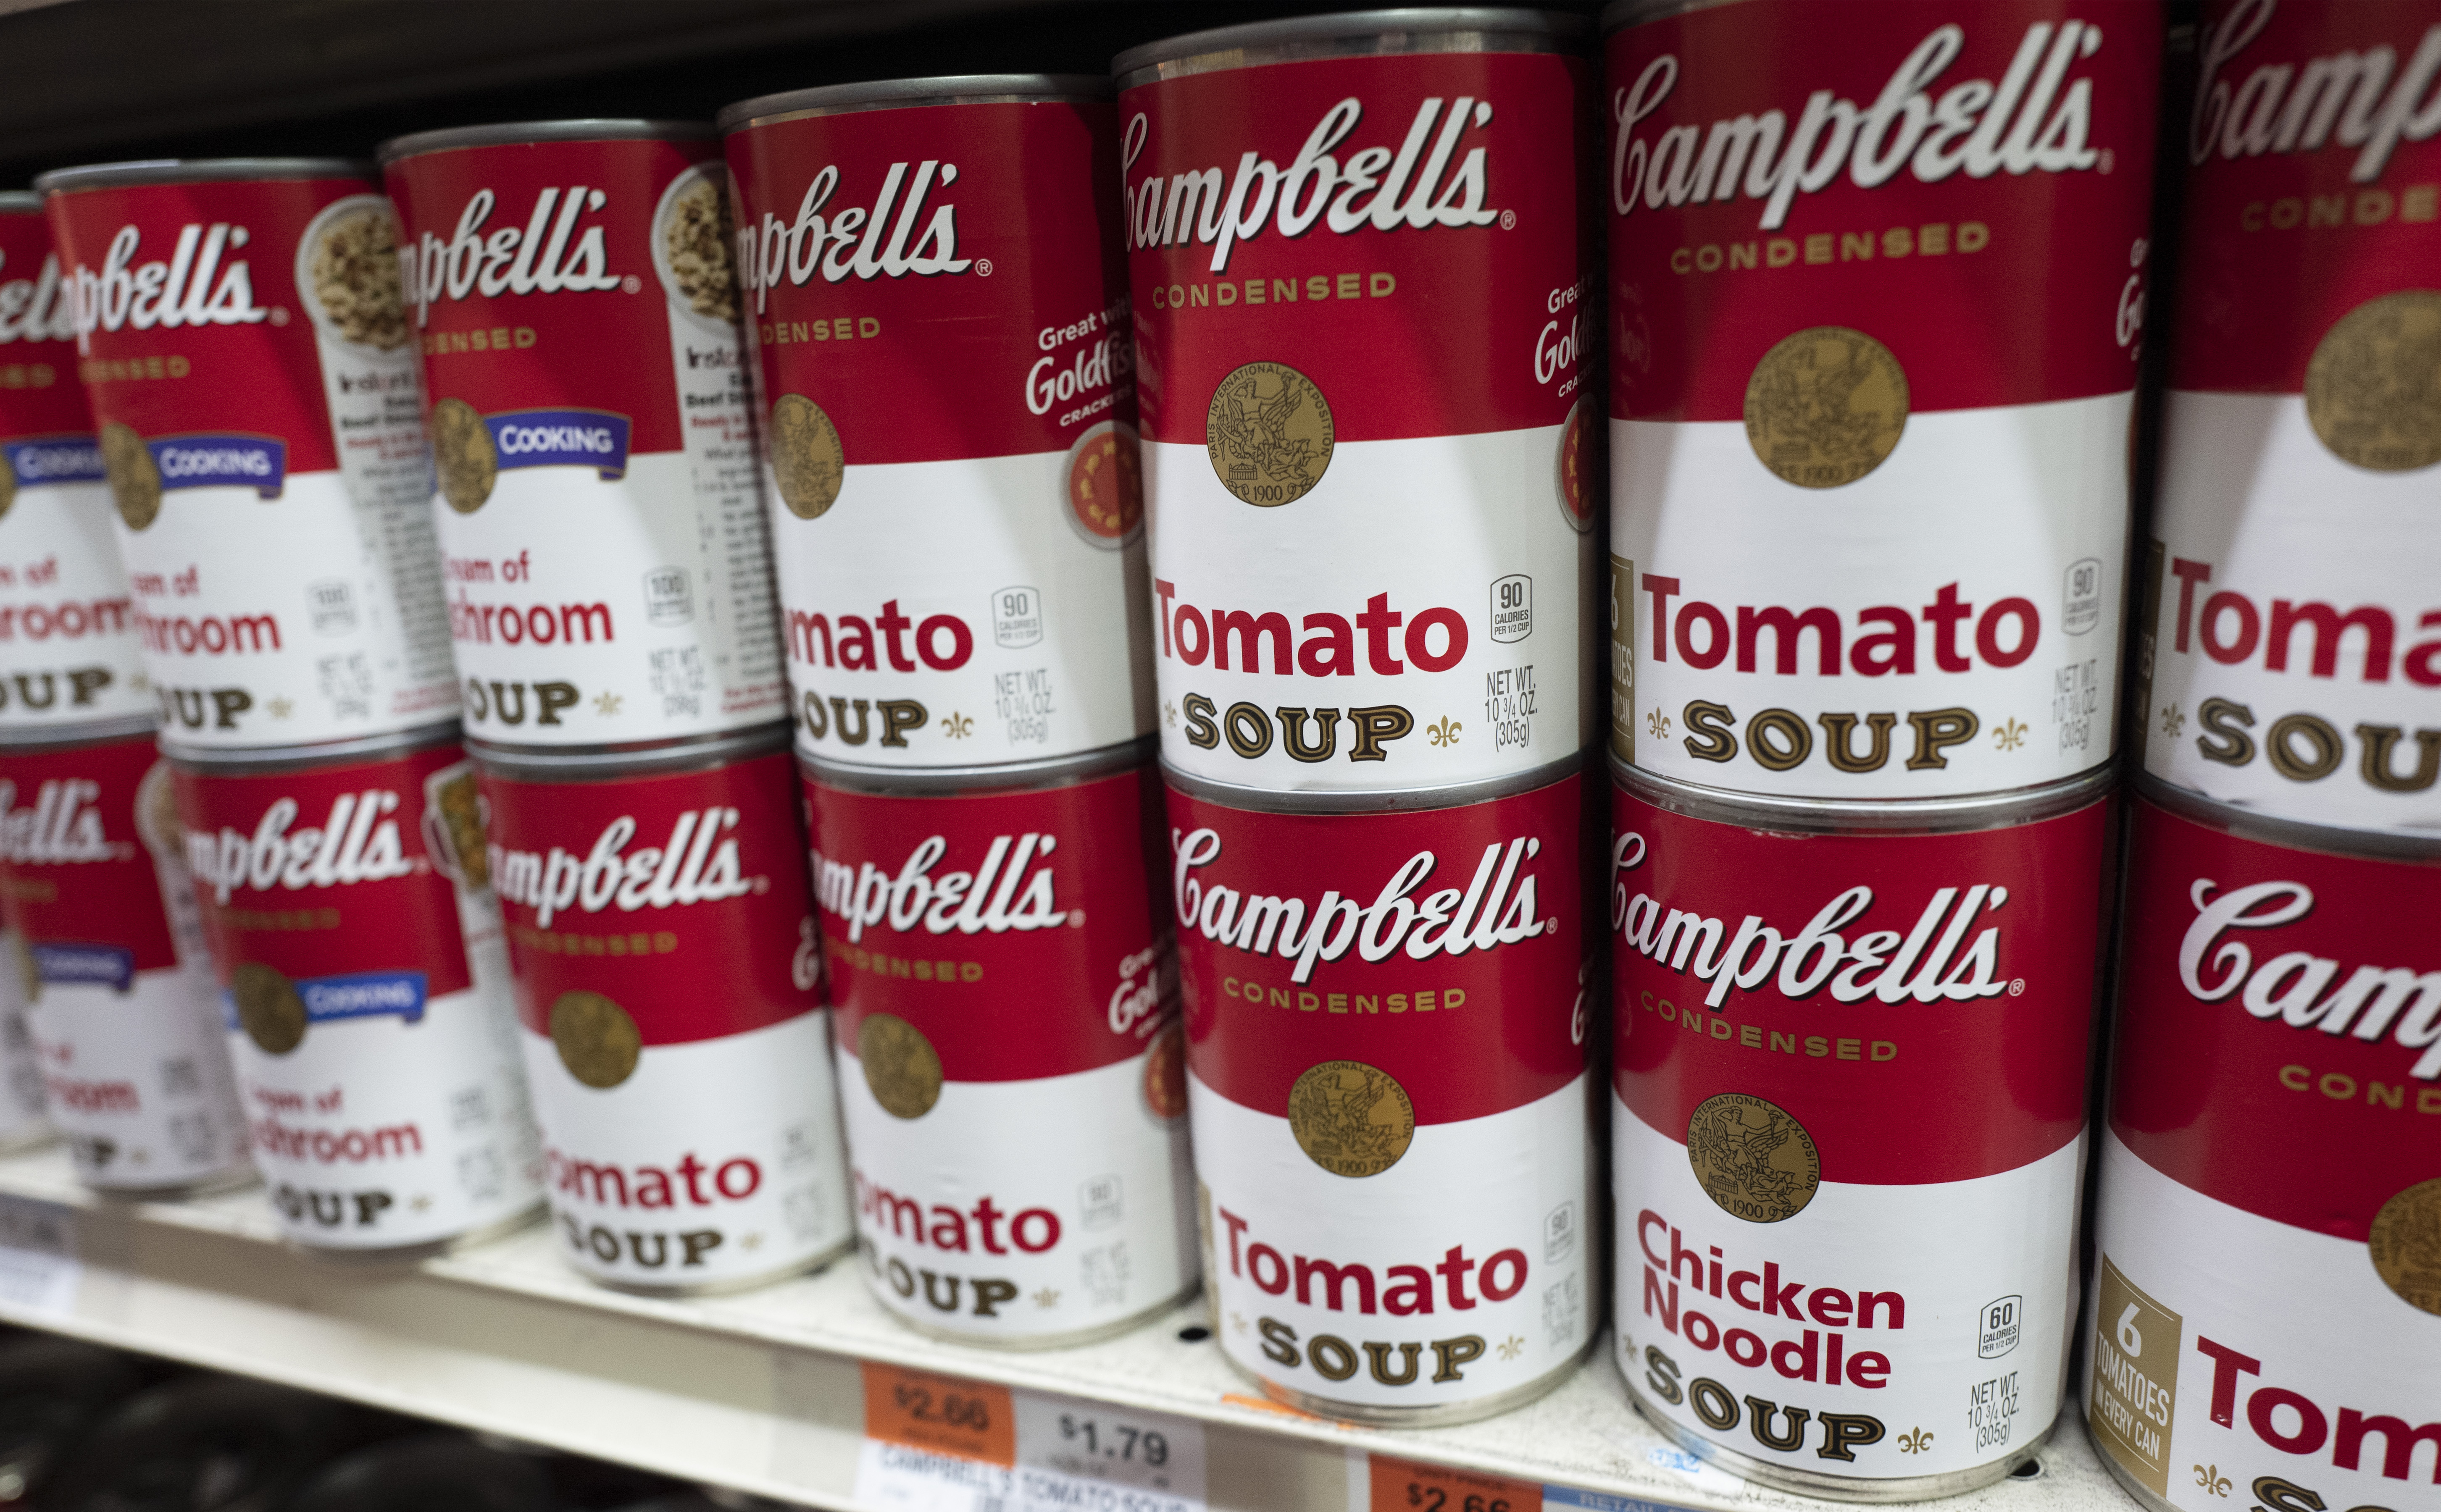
1372;1454;1542;1512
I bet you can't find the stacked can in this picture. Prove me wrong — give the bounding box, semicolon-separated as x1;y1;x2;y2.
1120;11;1603;1422
2087;4;2441;1509
379;120;852;1293
37;158;535;1244
0;194;234;1186
721;75;1194;1345
1602;0;2162;1493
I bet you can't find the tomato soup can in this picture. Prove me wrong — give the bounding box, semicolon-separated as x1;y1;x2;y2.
35;160;456;750
719;77;1150;772
1604;0;2164;801
1118;13;1602;800
1168;755;1598;1423
479;724;852;1292
0;196;147;732
1610;759;2114;1496
0;725;248;1192
2086;779;2441;1512
2133;0;2441;839
379;122;789;753
802;741;1194;1344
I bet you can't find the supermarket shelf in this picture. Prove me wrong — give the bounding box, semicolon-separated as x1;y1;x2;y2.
0;1142;2136;1512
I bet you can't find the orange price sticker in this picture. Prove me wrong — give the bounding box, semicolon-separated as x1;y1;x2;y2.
860;1362;1016;1467
1370;1454;1541;1512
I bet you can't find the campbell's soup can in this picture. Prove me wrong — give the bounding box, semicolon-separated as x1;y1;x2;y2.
1609;761;2112;1495
168;730;542;1255
2086;783;2440;1512
379;123;789;753
478;726;852;1291
1604;0;2162;801
802;744;1194;1344
0;196;146;731
1169;759;1597;1422
2133;0;2441;839
1118;15;1601;800
0;728;247;1192
719;78;1151;772
0;930;47;1151
35;160;457;751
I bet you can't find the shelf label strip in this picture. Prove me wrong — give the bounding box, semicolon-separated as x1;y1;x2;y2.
856;1361;1207;1512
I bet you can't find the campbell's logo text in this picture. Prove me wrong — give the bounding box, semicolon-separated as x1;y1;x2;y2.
814;831;1066;945
66;223;266;349
2177;875;2441;1079
739;162;973;314
2193;0;2441;181
0;249;74;344
0;777;131;864
403;186;621;328
491;808;756;928
186;790;416;904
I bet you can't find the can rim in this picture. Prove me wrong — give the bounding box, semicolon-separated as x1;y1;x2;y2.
161;721;463;772
1599;0;1750;35
716;75;1111;132
1613;758;2116;835
801;736;1152;796
35;158;370;194
0;714;157;753
0;191;40;215
1166;746;1587;815
375;119;717;166
2133;772;2441;864
471;722;791;782
1113;8;1589;87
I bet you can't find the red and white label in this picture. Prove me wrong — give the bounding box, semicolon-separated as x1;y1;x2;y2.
43;176;456;748
2137;0;2441;836
1610;774;2111;1478
805;760;1194;1339
1607;2;2160;799
726;97;1151;769
1124;48;1600;794
2087;795;2440;1509
0;732;247;1189
384;136;787;748
482;749;850;1286
1172;772;1595;1408
0;207;146;730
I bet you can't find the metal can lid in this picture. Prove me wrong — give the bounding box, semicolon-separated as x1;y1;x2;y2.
801;735;1152;798
1167;746;1589;816
0;191;40;215
1113;8;1589;87
2132;771;2441;866
1600;0;1748;35
0;714;158;754
161;721;463;774
470;721;792;782
34;158;371;195
716;75;1110;133
375;119;716;167
1613;756;2117;837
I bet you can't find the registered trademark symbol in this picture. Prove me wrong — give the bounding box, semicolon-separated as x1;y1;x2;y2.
976;257;994;276
2098;148;2115;174
2010;978;2026;996
752;877;769;893
1067;908;1086;927
1499;209;1517;230
1543;919;1559;936
623;275;643;294
269;307;289;325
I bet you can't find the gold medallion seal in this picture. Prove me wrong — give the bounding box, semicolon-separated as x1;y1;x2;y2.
429;768;489;891
100;423;161;531
0;454;15;522
770;393;844;519
1206;361;1334;505
233;962;308;1056
550;990;642;1089
13;935;38;1005
1142;1021;1187;1120
859;1012;943;1119
2368;1176;2441;1315
1744;327;1909;488
1686;1092;1820;1222
2304;290;2441;471
429;398;497;513
1287;1060;1415;1177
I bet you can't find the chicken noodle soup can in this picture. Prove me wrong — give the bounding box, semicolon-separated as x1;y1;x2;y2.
2132;0;2441;838
35;160;455;750
719;78;1151;772
2086;783;2441;1512
379;123;789;752
478;725;852;1292
167;729;542;1255
0;727;247;1192
1609;761;2113;1496
1169;757;1597;1423
1118;13;1601;799
1605;0;2163;801
802;743;1194;1344
0;196;147;731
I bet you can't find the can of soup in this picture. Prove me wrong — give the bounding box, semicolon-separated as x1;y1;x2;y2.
0;195;147;732
35;160;456;751
719;77;1151;772
477;724;852;1292
0;725;248;1192
379;123;789;753
1118;12;1601;800
2086;779;2441;1512
1603;0;2163;801
1167;754;1598;1423
802;741;1194;1344
167;727;542;1256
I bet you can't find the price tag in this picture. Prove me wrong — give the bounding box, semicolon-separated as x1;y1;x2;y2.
1370;1454;1541;1512
862;1363;1016;1465
854;1363;1208;1512
1015;1392;1207;1511
0;1194;78;1316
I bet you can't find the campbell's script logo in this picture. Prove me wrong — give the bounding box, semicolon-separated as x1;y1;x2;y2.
2178;876;2441;1079
0;249;74;344
186;790;417;904
491;808;756;928
1124;95;1503;274
740;162;972;313
1613;21;2109;228
404;187;622;328
66;223;266;349
813;830;1067;944
2194;0;2441;178
0;778;132;864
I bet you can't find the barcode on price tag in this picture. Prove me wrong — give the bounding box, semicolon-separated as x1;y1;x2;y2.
0;1194;79;1317
853;1362;1209;1512
1370;1454;1541;1512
